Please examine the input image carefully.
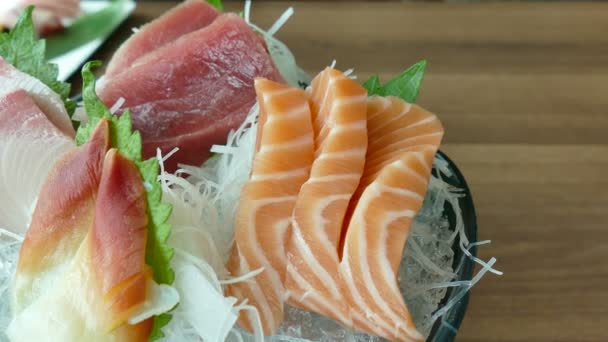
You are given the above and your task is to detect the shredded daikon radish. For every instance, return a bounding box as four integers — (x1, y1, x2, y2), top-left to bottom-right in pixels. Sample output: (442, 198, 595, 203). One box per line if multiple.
(245, 4, 310, 87)
(266, 7, 294, 37)
(109, 97, 125, 114)
(157, 104, 265, 342)
(431, 257, 497, 322)
(0, 229, 22, 341)
(243, 0, 251, 24)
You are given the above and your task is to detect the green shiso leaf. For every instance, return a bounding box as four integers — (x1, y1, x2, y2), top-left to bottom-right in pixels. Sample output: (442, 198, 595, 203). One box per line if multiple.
(363, 59, 427, 103)
(77, 61, 175, 340)
(0, 6, 75, 116)
(207, 0, 224, 12)
(45, 0, 133, 60)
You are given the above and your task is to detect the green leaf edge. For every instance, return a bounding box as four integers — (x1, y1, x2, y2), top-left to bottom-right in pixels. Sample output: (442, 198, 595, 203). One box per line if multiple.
(0, 6, 76, 117)
(77, 61, 175, 340)
(363, 59, 427, 103)
(207, 0, 224, 12)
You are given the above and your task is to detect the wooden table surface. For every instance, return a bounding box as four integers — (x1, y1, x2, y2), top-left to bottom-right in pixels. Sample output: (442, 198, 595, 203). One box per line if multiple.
(79, 2, 608, 341)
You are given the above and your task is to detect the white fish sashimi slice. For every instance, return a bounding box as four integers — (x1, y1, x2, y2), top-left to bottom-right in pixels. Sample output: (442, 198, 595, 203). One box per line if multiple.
(0, 135, 74, 234)
(0, 90, 74, 236)
(0, 57, 74, 137)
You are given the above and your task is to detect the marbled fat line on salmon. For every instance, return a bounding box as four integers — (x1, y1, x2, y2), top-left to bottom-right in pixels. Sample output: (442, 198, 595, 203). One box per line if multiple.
(226, 78, 315, 334)
(339, 96, 444, 342)
(285, 67, 367, 326)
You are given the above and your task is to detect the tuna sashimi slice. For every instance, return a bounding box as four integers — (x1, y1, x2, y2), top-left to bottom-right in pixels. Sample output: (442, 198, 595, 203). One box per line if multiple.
(9, 121, 154, 341)
(0, 89, 74, 235)
(0, 57, 74, 137)
(104, 0, 220, 78)
(339, 96, 444, 342)
(285, 68, 367, 325)
(98, 13, 283, 171)
(225, 78, 314, 335)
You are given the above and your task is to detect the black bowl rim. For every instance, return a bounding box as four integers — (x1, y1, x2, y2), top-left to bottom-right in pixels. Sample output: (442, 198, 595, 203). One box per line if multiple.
(425, 151, 478, 342)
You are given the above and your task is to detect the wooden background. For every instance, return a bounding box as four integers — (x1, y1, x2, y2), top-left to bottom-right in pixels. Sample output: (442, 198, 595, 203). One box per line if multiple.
(79, 2, 608, 341)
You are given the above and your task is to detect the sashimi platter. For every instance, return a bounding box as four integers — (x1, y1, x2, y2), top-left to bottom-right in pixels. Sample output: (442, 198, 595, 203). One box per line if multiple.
(0, 1, 501, 341)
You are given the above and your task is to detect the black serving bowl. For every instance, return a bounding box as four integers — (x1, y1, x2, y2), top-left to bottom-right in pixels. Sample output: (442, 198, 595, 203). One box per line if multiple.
(425, 151, 478, 342)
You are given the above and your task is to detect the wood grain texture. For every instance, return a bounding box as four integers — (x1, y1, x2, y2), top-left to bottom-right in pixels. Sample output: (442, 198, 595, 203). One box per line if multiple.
(80, 2, 608, 341)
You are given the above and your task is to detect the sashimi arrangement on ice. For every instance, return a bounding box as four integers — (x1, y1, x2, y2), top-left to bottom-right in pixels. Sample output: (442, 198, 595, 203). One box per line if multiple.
(0, 1, 501, 341)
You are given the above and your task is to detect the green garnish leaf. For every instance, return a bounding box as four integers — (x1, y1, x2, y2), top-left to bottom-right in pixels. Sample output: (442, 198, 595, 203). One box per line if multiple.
(149, 313, 173, 341)
(45, 0, 134, 60)
(77, 61, 175, 340)
(208, 0, 224, 11)
(362, 75, 380, 95)
(0, 6, 75, 116)
(363, 59, 427, 103)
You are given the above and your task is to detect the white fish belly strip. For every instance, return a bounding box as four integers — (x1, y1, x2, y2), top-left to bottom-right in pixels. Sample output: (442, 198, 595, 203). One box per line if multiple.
(250, 167, 309, 181)
(265, 105, 310, 123)
(317, 148, 367, 160)
(366, 97, 391, 121)
(332, 121, 367, 133)
(368, 102, 413, 135)
(307, 174, 361, 183)
(373, 183, 424, 201)
(393, 159, 428, 185)
(331, 94, 368, 110)
(259, 135, 312, 153)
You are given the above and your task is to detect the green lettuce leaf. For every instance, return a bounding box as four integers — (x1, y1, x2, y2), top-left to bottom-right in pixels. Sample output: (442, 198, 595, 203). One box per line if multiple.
(0, 6, 76, 115)
(363, 59, 427, 103)
(77, 61, 175, 340)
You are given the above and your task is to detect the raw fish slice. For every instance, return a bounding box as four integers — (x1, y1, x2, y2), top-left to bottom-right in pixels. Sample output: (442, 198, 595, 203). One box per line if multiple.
(105, 0, 219, 78)
(0, 57, 74, 137)
(0, 0, 79, 35)
(340, 96, 443, 342)
(8, 146, 154, 342)
(13, 119, 109, 310)
(91, 148, 152, 331)
(226, 78, 314, 334)
(98, 14, 283, 171)
(22, 0, 80, 17)
(0, 89, 74, 234)
(285, 68, 367, 325)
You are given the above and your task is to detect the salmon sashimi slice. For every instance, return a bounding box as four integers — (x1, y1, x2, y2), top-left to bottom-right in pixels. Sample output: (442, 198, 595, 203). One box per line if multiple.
(284, 68, 367, 325)
(225, 78, 315, 335)
(339, 96, 444, 342)
(104, 0, 220, 78)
